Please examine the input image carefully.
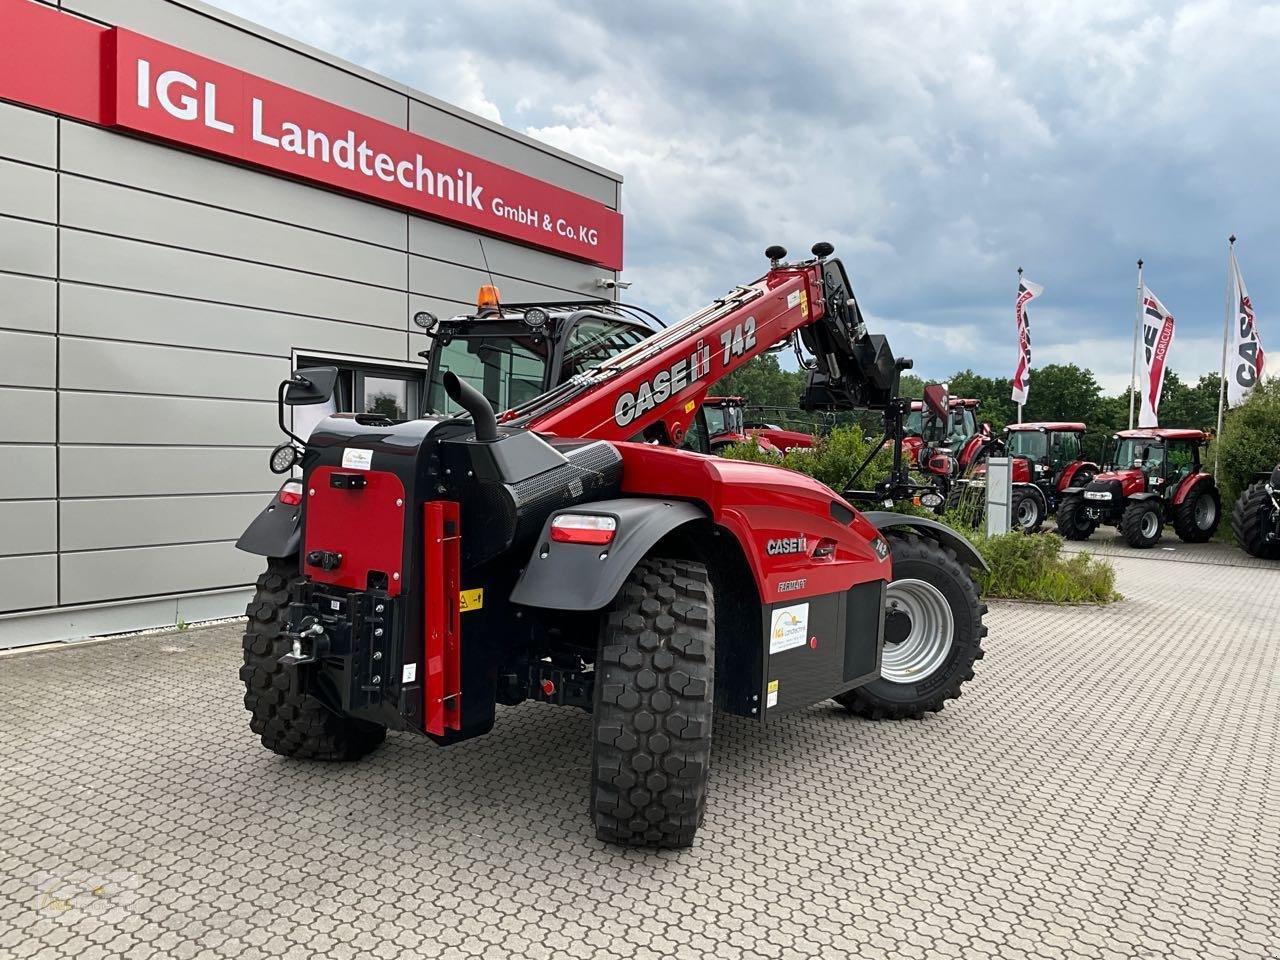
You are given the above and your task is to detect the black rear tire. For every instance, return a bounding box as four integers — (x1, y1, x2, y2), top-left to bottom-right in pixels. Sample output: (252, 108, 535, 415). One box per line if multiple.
(1055, 495, 1096, 540)
(1012, 488, 1046, 533)
(1231, 481, 1280, 558)
(591, 557, 715, 848)
(836, 535, 986, 720)
(239, 559, 386, 761)
(1172, 484, 1220, 543)
(1120, 500, 1163, 549)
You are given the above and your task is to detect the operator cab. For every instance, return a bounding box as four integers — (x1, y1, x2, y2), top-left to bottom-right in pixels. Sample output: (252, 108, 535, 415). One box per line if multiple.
(905, 399, 978, 447)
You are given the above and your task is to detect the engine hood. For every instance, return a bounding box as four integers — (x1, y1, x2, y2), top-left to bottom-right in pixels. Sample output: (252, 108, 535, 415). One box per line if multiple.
(1089, 467, 1146, 496)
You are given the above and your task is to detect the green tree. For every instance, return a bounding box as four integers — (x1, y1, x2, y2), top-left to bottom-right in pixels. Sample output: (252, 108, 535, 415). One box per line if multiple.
(1158, 372, 1220, 432)
(716, 355, 805, 408)
(946, 369, 1016, 431)
(1213, 378, 1280, 511)
(1021, 364, 1103, 426)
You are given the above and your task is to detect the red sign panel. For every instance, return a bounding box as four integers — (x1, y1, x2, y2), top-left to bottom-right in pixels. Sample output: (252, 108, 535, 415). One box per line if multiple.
(0, 0, 623, 269)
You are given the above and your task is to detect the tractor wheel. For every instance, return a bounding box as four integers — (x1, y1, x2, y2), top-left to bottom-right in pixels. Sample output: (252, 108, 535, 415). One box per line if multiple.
(1012, 488, 1045, 534)
(591, 557, 715, 848)
(1055, 496, 1096, 541)
(1172, 485, 1221, 543)
(1231, 482, 1280, 559)
(836, 534, 986, 721)
(239, 559, 386, 760)
(1120, 500, 1163, 549)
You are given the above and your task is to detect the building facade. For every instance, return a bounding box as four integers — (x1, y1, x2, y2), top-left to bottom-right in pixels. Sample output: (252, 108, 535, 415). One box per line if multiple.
(0, 0, 623, 646)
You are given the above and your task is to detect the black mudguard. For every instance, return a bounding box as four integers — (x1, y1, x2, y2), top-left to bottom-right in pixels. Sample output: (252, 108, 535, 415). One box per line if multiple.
(860, 511, 989, 572)
(1012, 481, 1049, 512)
(235, 487, 301, 558)
(510, 499, 707, 611)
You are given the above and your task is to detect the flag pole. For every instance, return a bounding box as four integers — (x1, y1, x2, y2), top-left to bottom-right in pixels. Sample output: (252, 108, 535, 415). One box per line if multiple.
(1129, 259, 1143, 429)
(1214, 235, 1236, 479)
(1016, 266, 1023, 424)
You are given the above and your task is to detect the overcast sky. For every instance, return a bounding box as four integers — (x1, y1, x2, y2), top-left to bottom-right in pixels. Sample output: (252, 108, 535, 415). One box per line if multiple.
(224, 0, 1278, 391)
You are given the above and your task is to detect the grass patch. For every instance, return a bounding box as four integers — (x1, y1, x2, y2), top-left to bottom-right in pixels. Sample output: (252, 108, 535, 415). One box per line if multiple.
(964, 529, 1119, 604)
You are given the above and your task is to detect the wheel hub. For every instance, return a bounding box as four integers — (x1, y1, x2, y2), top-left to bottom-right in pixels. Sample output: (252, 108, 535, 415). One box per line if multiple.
(881, 579, 955, 684)
(1194, 495, 1216, 529)
(1016, 498, 1037, 527)
(1141, 511, 1159, 538)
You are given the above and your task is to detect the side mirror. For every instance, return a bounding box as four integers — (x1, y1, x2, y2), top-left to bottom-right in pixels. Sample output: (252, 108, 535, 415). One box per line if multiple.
(922, 382, 950, 421)
(284, 366, 338, 406)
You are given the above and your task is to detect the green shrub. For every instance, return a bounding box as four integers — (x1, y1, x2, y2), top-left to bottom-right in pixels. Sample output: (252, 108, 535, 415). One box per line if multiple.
(721, 424, 892, 493)
(1213, 378, 1280, 513)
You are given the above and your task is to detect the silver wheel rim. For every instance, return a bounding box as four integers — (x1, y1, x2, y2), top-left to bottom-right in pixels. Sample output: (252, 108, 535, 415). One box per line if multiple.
(882, 578, 955, 684)
(1141, 511, 1159, 538)
(1195, 496, 1216, 529)
(1016, 498, 1038, 527)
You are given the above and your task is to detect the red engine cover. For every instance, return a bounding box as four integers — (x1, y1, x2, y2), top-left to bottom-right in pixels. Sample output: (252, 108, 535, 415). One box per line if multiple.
(1092, 467, 1147, 497)
(302, 467, 407, 595)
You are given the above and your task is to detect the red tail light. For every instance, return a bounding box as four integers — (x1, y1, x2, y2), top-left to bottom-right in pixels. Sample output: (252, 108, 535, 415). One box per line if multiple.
(279, 482, 303, 506)
(550, 514, 617, 545)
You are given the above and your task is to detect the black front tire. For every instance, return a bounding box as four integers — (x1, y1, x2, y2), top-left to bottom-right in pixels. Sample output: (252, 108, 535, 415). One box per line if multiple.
(1172, 485, 1221, 543)
(239, 559, 386, 761)
(1055, 496, 1097, 541)
(1120, 500, 1163, 549)
(1012, 488, 1046, 533)
(591, 558, 715, 848)
(836, 535, 986, 720)
(1231, 482, 1280, 559)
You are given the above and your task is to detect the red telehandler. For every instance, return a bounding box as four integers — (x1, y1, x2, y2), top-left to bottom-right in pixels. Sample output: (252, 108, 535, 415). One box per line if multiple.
(236, 242, 990, 847)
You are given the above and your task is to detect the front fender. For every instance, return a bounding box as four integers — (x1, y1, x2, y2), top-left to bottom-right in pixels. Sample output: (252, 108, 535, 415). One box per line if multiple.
(1012, 481, 1049, 513)
(235, 485, 302, 558)
(860, 511, 989, 572)
(510, 499, 708, 611)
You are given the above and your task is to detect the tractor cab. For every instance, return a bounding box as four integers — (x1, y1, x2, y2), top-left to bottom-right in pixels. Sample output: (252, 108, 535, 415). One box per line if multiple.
(704, 396, 750, 451)
(415, 291, 656, 419)
(1004, 422, 1093, 490)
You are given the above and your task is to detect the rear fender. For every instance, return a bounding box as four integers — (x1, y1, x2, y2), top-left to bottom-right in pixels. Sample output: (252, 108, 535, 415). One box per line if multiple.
(859, 512, 989, 572)
(235, 483, 302, 558)
(1172, 472, 1215, 505)
(510, 499, 708, 611)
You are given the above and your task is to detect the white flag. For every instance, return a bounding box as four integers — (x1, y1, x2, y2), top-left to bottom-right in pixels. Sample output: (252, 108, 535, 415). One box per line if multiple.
(1227, 249, 1265, 406)
(1138, 287, 1176, 428)
(1011, 277, 1042, 406)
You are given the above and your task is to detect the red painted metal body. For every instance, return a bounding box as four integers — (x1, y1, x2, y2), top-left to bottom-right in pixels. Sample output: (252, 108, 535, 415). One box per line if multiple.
(423, 502, 461, 736)
(751, 426, 813, 452)
(1092, 467, 1148, 497)
(617, 444, 888, 604)
(1057, 461, 1099, 491)
(302, 467, 406, 595)
(1172, 472, 1214, 506)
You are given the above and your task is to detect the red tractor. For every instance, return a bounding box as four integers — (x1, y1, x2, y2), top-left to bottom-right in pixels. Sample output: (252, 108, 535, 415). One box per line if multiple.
(236, 242, 990, 848)
(902, 396, 981, 468)
(703, 397, 814, 455)
(999, 422, 1099, 533)
(1231, 463, 1280, 558)
(1057, 428, 1221, 548)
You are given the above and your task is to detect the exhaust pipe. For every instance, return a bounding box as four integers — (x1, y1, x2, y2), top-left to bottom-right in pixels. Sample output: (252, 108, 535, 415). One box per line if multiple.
(443, 371, 499, 442)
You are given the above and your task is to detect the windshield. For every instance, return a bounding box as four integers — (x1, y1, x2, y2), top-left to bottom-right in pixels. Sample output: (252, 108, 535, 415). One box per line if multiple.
(705, 404, 743, 437)
(427, 335, 548, 415)
(1112, 438, 1165, 471)
(1007, 431, 1048, 460)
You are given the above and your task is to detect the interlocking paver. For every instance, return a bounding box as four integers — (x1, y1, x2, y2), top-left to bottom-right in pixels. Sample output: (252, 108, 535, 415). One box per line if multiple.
(1, 547, 1277, 959)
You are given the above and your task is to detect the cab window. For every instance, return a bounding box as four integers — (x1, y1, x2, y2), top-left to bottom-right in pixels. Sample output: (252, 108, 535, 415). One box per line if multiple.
(1050, 432, 1081, 465)
(560, 317, 649, 381)
(1006, 431, 1047, 459)
(428, 335, 548, 415)
(1166, 440, 1197, 480)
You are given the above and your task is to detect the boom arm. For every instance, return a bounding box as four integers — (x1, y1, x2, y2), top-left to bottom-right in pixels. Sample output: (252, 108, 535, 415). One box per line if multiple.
(515, 245, 906, 445)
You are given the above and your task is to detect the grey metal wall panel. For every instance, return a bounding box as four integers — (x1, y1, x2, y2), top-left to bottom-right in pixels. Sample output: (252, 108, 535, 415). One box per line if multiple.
(60, 337, 289, 402)
(0, 388, 56, 443)
(60, 393, 279, 446)
(65, 0, 406, 124)
(59, 284, 407, 360)
(0, 216, 56, 278)
(0, 500, 57, 556)
(408, 216, 612, 294)
(60, 175, 407, 290)
(61, 123, 408, 250)
(61, 446, 274, 497)
(60, 230, 407, 327)
(0, 102, 57, 168)
(60, 540, 260, 605)
(60, 493, 266, 550)
(409, 255, 587, 304)
(0, 274, 56, 334)
(0, 446, 56, 500)
(0, 554, 57, 612)
(0, 159, 57, 223)
(0, 330, 56, 388)
(408, 100, 618, 207)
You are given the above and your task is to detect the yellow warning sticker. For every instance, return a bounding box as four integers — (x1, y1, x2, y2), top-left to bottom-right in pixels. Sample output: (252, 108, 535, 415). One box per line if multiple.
(684, 399, 697, 414)
(459, 588, 484, 612)
(800, 289, 809, 318)
(767, 679, 780, 708)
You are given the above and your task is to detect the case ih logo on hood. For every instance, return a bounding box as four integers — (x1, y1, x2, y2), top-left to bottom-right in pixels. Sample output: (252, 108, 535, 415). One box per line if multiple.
(613, 347, 712, 427)
(767, 536, 808, 556)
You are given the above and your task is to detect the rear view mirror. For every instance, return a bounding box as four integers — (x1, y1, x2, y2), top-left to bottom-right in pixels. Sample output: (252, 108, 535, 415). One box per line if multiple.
(922, 382, 950, 421)
(284, 366, 338, 406)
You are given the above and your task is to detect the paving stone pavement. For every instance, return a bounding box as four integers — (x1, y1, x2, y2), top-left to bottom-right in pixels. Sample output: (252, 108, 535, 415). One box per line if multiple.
(1, 551, 1277, 960)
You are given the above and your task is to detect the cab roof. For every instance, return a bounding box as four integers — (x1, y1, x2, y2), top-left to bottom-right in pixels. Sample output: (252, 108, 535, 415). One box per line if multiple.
(908, 398, 979, 410)
(1006, 422, 1087, 433)
(1114, 428, 1206, 441)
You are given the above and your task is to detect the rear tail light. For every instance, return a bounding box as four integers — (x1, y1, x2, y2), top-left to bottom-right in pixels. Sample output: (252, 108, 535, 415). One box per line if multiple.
(279, 482, 303, 506)
(550, 514, 617, 545)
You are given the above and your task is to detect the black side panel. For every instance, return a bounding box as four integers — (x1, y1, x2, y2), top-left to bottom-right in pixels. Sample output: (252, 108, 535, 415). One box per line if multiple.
(235, 489, 301, 558)
(843, 579, 884, 685)
(510, 499, 707, 611)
